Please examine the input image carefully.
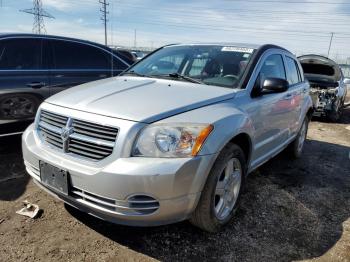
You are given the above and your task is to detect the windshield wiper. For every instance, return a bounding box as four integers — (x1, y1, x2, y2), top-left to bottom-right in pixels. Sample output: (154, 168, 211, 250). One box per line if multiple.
(120, 70, 147, 77)
(167, 73, 204, 84)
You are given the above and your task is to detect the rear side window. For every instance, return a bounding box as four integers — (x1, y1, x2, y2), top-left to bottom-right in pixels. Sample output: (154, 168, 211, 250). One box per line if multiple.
(260, 54, 286, 79)
(285, 56, 301, 84)
(51, 40, 111, 70)
(0, 38, 42, 70)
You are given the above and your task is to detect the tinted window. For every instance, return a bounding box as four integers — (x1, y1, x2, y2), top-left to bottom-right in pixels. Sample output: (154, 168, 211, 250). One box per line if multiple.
(260, 54, 286, 79)
(52, 40, 111, 69)
(285, 56, 300, 84)
(112, 57, 128, 70)
(0, 38, 42, 70)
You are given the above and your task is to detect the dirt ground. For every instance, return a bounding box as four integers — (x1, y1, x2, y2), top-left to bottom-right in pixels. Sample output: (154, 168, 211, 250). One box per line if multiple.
(0, 100, 349, 262)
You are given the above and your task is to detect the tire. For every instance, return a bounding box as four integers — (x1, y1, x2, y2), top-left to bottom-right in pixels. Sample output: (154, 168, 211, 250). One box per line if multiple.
(0, 94, 40, 119)
(327, 101, 343, 122)
(288, 115, 309, 159)
(190, 143, 246, 232)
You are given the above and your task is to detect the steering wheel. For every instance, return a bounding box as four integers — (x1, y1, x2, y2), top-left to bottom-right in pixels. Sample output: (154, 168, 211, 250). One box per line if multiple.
(223, 75, 239, 80)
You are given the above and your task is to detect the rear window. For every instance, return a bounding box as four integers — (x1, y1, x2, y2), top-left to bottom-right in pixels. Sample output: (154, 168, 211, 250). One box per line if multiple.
(51, 40, 111, 70)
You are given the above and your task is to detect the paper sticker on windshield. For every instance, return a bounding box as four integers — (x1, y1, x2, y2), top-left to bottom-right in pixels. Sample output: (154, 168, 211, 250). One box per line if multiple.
(221, 47, 254, 53)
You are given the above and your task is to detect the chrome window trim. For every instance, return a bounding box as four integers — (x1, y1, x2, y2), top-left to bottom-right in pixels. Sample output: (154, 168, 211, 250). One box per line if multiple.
(0, 35, 130, 67)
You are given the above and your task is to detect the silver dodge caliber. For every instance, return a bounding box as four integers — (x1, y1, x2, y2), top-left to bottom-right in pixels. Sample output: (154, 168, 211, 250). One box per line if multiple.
(22, 43, 313, 232)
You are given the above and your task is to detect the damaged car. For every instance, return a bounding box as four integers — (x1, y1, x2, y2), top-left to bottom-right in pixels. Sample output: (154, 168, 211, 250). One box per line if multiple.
(22, 43, 313, 232)
(298, 55, 348, 121)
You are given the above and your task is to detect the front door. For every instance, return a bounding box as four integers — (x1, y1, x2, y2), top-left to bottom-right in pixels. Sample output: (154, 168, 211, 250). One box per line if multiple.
(247, 53, 292, 168)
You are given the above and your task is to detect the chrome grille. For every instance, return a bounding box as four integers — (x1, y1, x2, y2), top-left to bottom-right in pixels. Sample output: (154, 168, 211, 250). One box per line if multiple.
(37, 110, 118, 161)
(38, 111, 65, 149)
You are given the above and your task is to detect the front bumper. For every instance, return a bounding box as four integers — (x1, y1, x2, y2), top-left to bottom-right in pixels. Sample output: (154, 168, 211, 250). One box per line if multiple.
(22, 123, 217, 226)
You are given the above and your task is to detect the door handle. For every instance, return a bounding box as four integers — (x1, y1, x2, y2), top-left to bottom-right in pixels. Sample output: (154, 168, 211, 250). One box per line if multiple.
(99, 74, 107, 78)
(26, 82, 46, 89)
(283, 93, 293, 99)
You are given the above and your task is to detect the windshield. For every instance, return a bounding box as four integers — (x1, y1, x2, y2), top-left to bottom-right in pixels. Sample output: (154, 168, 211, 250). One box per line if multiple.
(127, 45, 255, 88)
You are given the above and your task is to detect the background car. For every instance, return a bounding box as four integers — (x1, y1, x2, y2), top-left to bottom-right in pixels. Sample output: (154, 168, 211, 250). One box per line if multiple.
(0, 33, 133, 137)
(298, 55, 348, 121)
(131, 50, 149, 61)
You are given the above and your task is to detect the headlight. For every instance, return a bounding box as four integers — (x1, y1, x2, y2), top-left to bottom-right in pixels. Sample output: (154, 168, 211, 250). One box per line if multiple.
(132, 124, 214, 158)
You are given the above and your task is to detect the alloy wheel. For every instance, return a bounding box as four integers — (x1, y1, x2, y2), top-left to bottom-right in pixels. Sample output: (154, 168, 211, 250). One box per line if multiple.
(214, 158, 242, 220)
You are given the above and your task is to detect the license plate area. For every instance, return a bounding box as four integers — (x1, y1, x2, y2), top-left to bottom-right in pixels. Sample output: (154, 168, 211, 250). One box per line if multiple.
(40, 162, 69, 195)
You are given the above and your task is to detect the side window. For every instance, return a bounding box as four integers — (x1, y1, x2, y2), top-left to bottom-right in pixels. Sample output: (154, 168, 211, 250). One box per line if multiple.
(285, 56, 300, 85)
(260, 54, 286, 79)
(0, 38, 42, 70)
(188, 57, 209, 76)
(113, 57, 128, 70)
(52, 40, 110, 70)
(296, 61, 304, 82)
(111, 50, 133, 70)
(145, 53, 185, 75)
(157, 54, 185, 73)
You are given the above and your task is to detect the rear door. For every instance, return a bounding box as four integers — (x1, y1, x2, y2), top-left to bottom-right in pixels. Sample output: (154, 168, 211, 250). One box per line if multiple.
(48, 39, 124, 95)
(283, 55, 305, 134)
(0, 37, 50, 134)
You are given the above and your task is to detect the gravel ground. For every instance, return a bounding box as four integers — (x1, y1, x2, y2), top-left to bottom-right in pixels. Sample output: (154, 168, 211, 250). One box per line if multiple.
(0, 100, 349, 262)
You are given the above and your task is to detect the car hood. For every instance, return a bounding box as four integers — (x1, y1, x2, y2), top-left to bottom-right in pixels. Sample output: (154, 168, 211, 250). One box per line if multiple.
(46, 76, 236, 123)
(298, 54, 341, 84)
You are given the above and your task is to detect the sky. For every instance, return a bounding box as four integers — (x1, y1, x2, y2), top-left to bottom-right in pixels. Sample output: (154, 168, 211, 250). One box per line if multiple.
(1, 0, 350, 62)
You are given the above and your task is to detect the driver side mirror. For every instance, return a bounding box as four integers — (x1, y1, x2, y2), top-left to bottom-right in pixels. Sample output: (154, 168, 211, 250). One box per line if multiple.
(252, 76, 289, 97)
(262, 78, 289, 93)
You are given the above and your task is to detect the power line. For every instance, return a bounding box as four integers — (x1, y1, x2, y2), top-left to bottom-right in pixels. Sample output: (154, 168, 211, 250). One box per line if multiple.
(113, 17, 350, 37)
(20, 0, 54, 34)
(99, 0, 109, 45)
(205, 0, 350, 4)
(80, 0, 350, 5)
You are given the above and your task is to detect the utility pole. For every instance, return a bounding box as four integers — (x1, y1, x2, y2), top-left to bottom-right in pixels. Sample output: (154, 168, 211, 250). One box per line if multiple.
(99, 0, 109, 46)
(134, 29, 137, 48)
(20, 0, 54, 34)
(327, 32, 334, 58)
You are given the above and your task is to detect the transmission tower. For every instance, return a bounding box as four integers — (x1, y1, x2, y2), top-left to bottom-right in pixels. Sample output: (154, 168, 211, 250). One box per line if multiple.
(20, 0, 54, 34)
(99, 0, 109, 46)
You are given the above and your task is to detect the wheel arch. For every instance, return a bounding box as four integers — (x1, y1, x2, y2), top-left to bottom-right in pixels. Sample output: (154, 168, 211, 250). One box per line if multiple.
(228, 132, 252, 168)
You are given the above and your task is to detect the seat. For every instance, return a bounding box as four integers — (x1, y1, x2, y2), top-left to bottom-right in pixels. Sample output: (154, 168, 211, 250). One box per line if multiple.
(222, 63, 240, 76)
(202, 59, 221, 77)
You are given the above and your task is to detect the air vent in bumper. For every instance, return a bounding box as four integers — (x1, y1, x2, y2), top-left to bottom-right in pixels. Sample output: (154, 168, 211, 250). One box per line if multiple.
(70, 187, 159, 215)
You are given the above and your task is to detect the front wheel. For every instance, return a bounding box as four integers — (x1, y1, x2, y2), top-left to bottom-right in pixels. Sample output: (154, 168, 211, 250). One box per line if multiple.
(190, 143, 246, 232)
